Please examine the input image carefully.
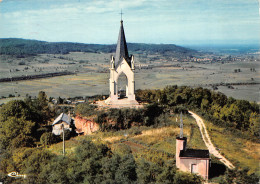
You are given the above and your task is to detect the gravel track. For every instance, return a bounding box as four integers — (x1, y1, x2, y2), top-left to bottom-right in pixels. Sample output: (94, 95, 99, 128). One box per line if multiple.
(189, 111, 235, 169)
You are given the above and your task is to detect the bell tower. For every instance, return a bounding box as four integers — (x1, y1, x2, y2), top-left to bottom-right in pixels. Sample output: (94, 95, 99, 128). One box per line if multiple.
(176, 112, 187, 168)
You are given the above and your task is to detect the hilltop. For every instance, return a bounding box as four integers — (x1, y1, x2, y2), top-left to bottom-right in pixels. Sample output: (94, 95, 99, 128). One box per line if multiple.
(0, 86, 259, 183)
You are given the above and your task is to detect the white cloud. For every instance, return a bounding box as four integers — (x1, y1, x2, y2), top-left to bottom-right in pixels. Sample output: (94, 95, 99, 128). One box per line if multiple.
(0, 0, 259, 44)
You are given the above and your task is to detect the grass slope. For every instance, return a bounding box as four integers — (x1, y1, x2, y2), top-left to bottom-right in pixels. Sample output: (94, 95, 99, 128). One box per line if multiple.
(205, 120, 260, 175)
(46, 115, 206, 161)
(46, 114, 258, 179)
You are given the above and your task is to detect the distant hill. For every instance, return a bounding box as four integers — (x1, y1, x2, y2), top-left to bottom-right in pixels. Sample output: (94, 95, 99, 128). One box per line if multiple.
(0, 38, 197, 57)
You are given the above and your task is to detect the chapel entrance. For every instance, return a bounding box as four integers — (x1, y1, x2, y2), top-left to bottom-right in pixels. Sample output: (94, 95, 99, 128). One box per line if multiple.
(191, 164, 198, 174)
(117, 73, 128, 99)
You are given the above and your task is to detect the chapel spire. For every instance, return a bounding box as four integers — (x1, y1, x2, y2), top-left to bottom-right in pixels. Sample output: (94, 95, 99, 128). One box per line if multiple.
(114, 19, 130, 67)
(105, 13, 138, 105)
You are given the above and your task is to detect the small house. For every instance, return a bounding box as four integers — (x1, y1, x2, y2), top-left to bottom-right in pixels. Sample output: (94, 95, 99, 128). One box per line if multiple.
(176, 113, 210, 180)
(176, 137, 210, 180)
(52, 113, 73, 135)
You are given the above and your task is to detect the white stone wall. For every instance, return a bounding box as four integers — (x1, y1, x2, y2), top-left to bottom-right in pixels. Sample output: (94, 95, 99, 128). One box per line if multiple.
(106, 57, 138, 104)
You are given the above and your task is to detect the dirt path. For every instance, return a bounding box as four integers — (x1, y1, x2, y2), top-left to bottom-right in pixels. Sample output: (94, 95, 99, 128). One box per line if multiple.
(123, 141, 145, 153)
(189, 111, 235, 169)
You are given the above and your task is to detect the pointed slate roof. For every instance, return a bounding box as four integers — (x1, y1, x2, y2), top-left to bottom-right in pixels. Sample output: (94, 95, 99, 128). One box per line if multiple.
(114, 20, 130, 67)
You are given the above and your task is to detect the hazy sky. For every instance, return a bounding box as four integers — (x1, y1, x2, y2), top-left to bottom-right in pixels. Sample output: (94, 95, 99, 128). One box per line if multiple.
(0, 0, 259, 45)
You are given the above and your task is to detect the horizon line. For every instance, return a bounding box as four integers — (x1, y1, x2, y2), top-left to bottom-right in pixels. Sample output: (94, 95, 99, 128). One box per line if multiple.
(0, 37, 259, 46)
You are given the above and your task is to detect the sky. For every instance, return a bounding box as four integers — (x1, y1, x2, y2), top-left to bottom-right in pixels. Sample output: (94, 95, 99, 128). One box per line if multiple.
(0, 0, 259, 45)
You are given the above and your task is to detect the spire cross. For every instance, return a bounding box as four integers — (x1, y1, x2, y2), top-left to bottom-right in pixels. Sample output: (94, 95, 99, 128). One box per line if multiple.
(120, 9, 123, 21)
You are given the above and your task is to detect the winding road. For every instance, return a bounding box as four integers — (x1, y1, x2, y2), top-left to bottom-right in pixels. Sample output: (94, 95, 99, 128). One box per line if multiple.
(189, 111, 235, 169)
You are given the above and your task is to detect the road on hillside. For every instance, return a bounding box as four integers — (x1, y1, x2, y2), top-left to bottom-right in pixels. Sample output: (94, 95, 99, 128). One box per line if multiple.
(188, 111, 235, 169)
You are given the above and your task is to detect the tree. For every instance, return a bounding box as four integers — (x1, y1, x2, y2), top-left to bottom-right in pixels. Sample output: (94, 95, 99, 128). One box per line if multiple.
(0, 100, 35, 122)
(143, 103, 163, 126)
(249, 112, 260, 137)
(57, 97, 63, 104)
(22, 149, 55, 183)
(137, 159, 153, 183)
(37, 91, 48, 108)
(0, 117, 35, 150)
(39, 156, 70, 184)
(60, 129, 72, 141)
(0, 100, 42, 150)
(157, 160, 176, 184)
(40, 132, 56, 146)
(174, 171, 202, 184)
(220, 168, 259, 184)
(115, 154, 137, 183)
(136, 159, 162, 183)
(75, 103, 97, 116)
(201, 98, 209, 111)
(100, 154, 122, 183)
(35, 91, 51, 123)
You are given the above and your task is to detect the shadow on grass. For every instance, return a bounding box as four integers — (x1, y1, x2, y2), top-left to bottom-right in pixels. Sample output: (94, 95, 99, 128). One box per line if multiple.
(209, 161, 227, 179)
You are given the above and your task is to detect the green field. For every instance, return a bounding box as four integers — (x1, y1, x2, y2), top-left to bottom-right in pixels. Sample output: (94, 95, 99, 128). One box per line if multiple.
(0, 52, 259, 103)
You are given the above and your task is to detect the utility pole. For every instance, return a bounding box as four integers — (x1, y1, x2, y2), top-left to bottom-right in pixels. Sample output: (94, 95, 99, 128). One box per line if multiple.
(62, 124, 65, 156)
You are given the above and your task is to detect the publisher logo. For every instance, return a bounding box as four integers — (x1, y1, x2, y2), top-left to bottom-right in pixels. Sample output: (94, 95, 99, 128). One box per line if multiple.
(7, 171, 26, 178)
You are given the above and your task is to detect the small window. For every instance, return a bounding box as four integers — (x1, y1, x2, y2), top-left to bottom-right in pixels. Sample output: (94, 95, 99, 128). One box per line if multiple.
(191, 164, 197, 174)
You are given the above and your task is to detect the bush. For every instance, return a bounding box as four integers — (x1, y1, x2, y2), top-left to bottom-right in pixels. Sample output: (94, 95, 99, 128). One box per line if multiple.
(60, 129, 72, 141)
(112, 143, 132, 156)
(128, 126, 142, 136)
(8, 94, 15, 98)
(75, 103, 97, 116)
(174, 171, 202, 184)
(219, 168, 259, 184)
(40, 132, 56, 146)
(18, 61, 25, 65)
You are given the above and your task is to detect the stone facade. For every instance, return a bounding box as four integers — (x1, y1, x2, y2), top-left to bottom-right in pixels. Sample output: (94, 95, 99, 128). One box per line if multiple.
(52, 113, 73, 135)
(52, 122, 71, 135)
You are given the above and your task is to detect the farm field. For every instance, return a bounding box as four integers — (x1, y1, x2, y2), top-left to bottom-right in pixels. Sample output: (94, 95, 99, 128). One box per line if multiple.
(0, 52, 259, 103)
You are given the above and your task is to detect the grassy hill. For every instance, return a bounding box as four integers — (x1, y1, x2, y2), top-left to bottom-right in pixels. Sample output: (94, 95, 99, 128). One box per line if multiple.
(46, 114, 259, 182)
(0, 95, 258, 183)
(0, 38, 197, 56)
(47, 115, 205, 159)
(205, 120, 260, 176)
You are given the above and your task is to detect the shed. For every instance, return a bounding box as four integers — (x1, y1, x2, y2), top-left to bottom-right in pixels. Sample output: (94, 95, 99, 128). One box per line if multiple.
(176, 137, 210, 180)
(52, 113, 73, 135)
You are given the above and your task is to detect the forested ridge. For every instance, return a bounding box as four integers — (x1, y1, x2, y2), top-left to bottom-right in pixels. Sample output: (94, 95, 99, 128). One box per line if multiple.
(0, 38, 196, 56)
(136, 86, 259, 138)
(0, 86, 259, 183)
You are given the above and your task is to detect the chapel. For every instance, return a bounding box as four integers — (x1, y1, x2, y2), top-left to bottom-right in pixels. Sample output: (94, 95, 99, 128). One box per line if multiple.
(105, 18, 138, 105)
(176, 113, 210, 180)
